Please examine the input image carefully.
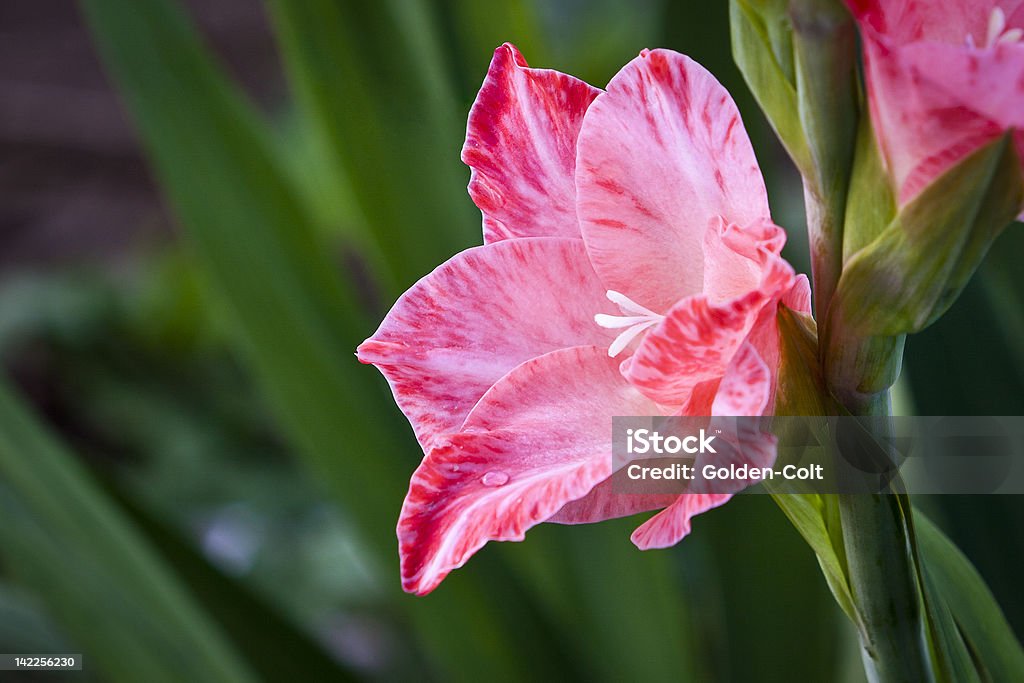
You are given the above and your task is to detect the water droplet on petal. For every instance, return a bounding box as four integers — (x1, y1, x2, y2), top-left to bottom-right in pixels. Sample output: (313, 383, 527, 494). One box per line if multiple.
(481, 471, 509, 487)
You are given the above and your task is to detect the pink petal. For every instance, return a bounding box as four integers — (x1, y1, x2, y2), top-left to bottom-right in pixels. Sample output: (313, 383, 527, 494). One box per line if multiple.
(357, 238, 614, 450)
(462, 43, 601, 243)
(622, 293, 759, 407)
(397, 346, 659, 594)
(575, 49, 770, 313)
(554, 341, 776, 526)
(621, 243, 792, 401)
(783, 274, 813, 314)
(703, 218, 786, 305)
(853, 6, 1024, 205)
(633, 345, 775, 549)
(847, 0, 1020, 45)
(710, 341, 773, 416)
(630, 493, 732, 550)
(549, 478, 676, 525)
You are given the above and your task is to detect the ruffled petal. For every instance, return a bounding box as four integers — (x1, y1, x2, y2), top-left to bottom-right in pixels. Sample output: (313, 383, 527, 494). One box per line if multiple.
(703, 218, 786, 304)
(549, 479, 676, 525)
(632, 345, 775, 549)
(357, 238, 614, 449)
(397, 346, 659, 594)
(462, 43, 601, 243)
(576, 49, 770, 312)
(621, 210, 797, 408)
(630, 493, 732, 550)
(622, 293, 760, 407)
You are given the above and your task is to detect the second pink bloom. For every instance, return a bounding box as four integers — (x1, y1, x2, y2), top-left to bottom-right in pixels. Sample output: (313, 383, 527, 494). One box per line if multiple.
(849, 0, 1024, 206)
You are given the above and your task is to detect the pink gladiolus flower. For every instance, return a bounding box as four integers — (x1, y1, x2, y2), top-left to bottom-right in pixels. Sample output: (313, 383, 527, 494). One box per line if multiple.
(357, 44, 810, 595)
(848, 0, 1024, 206)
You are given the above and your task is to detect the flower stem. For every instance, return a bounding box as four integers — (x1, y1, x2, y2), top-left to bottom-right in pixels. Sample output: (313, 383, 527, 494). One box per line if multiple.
(790, 0, 858, 325)
(831, 392, 933, 682)
(839, 492, 933, 682)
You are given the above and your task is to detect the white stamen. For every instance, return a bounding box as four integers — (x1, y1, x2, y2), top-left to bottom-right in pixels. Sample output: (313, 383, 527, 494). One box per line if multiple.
(988, 7, 1008, 47)
(607, 320, 660, 357)
(594, 290, 665, 358)
(605, 290, 660, 317)
(595, 314, 654, 329)
(976, 6, 1023, 48)
(1001, 28, 1024, 43)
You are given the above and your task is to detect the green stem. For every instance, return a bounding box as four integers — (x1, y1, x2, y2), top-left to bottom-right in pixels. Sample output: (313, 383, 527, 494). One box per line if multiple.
(834, 396, 934, 682)
(790, 0, 858, 326)
(839, 492, 933, 683)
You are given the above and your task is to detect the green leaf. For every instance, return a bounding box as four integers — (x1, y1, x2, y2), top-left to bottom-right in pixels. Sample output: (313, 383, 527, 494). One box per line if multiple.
(769, 307, 858, 624)
(78, 0, 408, 557)
(733, 0, 858, 321)
(0, 377, 257, 683)
(766, 491, 858, 625)
(916, 512, 1024, 682)
(832, 134, 1023, 337)
(111, 490, 360, 682)
(266, 0, 476, 293)
(842, 114, 896, 262)
(730, 0, 811, 173)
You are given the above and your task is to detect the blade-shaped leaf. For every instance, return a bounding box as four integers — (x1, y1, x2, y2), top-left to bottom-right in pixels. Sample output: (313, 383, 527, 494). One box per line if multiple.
(769, 307, 858, 623)
(730, 0, 811, 173)
(0, 377, 257, 683)
(266, 0, 477, 293)
(915, 511, 1024, 682)
(111, 489, 361, 682)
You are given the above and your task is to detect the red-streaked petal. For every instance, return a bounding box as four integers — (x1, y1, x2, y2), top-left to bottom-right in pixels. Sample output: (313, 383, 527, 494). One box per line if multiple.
(357, 238, 614, 449)
(630, 493, 732, 550)
(549, 479, 676, 524)
(576, 49, 770, 312)
(632, 347, 775, 550)
(622, 292, 761, 407)
(621, 227, 797, 407)
(462, 43, 601, 243)
(710, 341, 773, 416)
(397, 346, 659, 595)
(784, 274, 812, 314)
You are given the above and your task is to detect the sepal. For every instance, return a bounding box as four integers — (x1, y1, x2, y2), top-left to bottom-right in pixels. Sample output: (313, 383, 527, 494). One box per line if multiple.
(830, 134, 1022, 338)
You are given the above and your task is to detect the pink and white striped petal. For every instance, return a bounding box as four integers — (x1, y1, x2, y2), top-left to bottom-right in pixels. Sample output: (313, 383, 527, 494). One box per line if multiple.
(549, 479, 676, 524)
(357, 238, 614, 450)
(398, 346, 659, 595)
(575, 49, 770, 313)
(621, 292, 762, 407)
(632, 343, 775, 549)
(630, 493, 733, 550)
(621, 219, 798, 408)
(702, 218, 786, 305)
(463, 43, 601, 243)
(863, 38, 1023, 204)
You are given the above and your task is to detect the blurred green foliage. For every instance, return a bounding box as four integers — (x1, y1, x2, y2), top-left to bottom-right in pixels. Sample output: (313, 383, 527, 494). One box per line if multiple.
(0, 1, 1018, 681)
